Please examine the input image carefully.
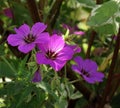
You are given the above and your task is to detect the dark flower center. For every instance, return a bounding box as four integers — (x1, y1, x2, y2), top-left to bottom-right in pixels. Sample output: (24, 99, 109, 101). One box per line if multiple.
(46, 50, 58, 60)
(24, 34, 35, 43)
(81, 69, 90, 77)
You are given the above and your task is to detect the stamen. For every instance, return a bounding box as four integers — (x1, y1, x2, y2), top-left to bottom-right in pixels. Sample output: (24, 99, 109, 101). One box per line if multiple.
(81, 69, 90, 77)
(24, 34, 35, 43)
(46, 50, 57, 60)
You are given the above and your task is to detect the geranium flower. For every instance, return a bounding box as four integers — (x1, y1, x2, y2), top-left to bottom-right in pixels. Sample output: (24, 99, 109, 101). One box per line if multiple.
(3, 8, 13, 18)
(32, 70, 41, 82)
(7, 22, 49, 53)
(62, 23, 85, 35)
(72, 56, 104, 84)
(36, 34, 74, 71)
(66, 44, 81, 53)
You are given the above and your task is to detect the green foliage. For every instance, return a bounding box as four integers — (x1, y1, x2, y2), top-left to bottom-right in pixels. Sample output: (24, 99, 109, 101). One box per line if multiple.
(11, 1, 32, 26)
(87, 0, 120, 35)
(0, 0, 120, 107)
(77, 0, 96, 8)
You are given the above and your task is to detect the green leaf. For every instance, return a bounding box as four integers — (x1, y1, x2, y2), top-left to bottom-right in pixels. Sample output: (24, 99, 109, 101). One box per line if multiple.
(95, 20, 119, 35)
(11, 1, 32, 25)
(77, 0, 96, 8)
(36, 82, 58, 100)
(70, 91, 82, 100)
(16, 85, 34, 108)
(88, 1, 119, 26)
(0, 61, 16, 78)
(54, 97, 68, 108)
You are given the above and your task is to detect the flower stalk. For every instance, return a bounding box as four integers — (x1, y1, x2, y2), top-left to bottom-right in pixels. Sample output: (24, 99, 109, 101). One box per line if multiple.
(98, 28, 120, 108)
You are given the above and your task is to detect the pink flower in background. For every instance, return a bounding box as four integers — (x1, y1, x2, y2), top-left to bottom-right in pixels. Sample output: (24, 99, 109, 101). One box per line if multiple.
(62, 23, 85, 36)
(36, 34, 74, 71)
(7, 22, 49, 53)
(3, 8, 13, 18)
(72, 56, 104, 84)
(32, 70, 41, 82)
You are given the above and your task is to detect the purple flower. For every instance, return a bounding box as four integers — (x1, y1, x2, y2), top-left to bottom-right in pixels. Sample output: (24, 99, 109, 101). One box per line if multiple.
(7, 22, 49, 53)
(3, 8, 13, 18)
(32, 70, 41, 82)
(66, 45, 81, 54)
(72, 56, 104, 84)
(36, 34, 74, 71)
(73, 31, 85, 35)
(62, 23, 85, 36)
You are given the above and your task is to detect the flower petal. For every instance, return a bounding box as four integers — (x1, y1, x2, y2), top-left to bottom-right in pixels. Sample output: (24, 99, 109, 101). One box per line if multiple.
(71, 65, 81, 74)
(36, 52, 50, 64)
(83, 59, 98, 72)
(31, 22, 47, 36)
(32, 70, 41, 82)
(7, 34, 24, 46)
(73, 31, 85, 35)
(18, 43, 35, 53)
(83, 76, 96, 84)
(50, 59, 66, 71)
(73, 56, 83, 68)
(66, 44, 81, 53)
(57, 46, 74, 61)
(35, 32, 50, 44)
(37, 43, 49, 52)
(49, 34, 65, 53)
(15, 24, 30, 36)
(92, 72, 104, 82)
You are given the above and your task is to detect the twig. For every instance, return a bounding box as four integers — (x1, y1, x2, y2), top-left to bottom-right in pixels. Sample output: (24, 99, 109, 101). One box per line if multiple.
(38, 0, 46, 21)
(45, 0, 64, 32)
(26, 0, 41, 23)
(98, 29, 120, 108)
(86, 31, 96, 58)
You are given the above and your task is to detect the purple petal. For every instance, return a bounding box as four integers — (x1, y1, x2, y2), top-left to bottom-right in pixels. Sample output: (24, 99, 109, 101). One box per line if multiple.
(49, 34, 65, 53)
(50, 59, 66, 71)
(71, 65, 81, 74)
(57, 46, 74, 61)
(73, 56, 84, 68)
(35, 32, 50, 44)
(3, 8, 13, 18)
(83, 59, 98, 72)
(18, 43, 35, 53)
(83, 76, 96, 84)
(66, 44, 81, 53)
(62, 23, 70, 29)
(15, 24, 30, 36)
(7, 34, 24, 46)
(32, 70, 41, 82)
(36, 52, 50, 64)
(37, 43, 49, 52)
(92, 72, 104, 82)
(73, 31, 85, 35)
(31, 22, 47, 36)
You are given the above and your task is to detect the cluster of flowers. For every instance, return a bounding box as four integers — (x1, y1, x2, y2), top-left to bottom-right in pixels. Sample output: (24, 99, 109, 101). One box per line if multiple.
(7, 22, 104, 84)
